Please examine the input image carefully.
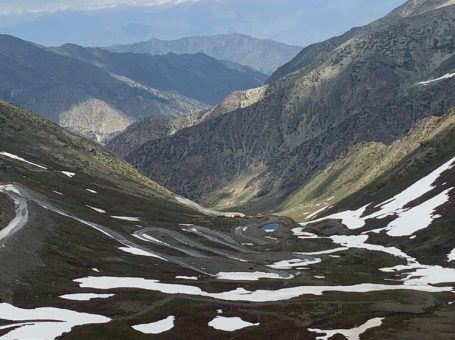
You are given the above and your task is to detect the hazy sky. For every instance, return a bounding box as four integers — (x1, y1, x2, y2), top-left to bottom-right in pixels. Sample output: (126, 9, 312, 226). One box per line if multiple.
(0, 0, 194, 14)
(0, 0, 407, 47)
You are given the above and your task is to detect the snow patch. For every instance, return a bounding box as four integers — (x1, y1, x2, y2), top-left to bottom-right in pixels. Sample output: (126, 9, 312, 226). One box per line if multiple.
(60, 171, 76, 178)
(111, 216, 140, 221)
(303, 156, 455, 236)
(268, 258, 321, 269)
(132, 316, 175, 335)
(208, 316, 259, 331)
(118, 246, 167, 261)
(448, 249, 455, 262)
(74, 276, 453, 303)
(0, 302, 110, 340)
(86, 205, 106, 214)
(296, 247, 349, 256)
(417, 73, 455, 85)
(60, 293, 114, 301)
(377, 189, 451, 236)
(175, 276, 198, 280)
(0, 151, 47, 169)
(308, 317, 384, 340)
(216, 271, 293, 281)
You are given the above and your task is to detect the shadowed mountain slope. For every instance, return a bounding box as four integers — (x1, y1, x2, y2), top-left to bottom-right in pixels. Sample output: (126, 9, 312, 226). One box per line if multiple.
(0, 35, 266, 142)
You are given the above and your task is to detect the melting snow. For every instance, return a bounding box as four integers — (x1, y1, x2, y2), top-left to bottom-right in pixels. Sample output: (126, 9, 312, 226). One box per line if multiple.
(303, 156, 455, 236)
(208, 316, 259, 331)
(86, 189, 97, 194)
(86, 205, 106, 214)
(60, 171, 76, 178)
(268, 258, 321, 269)
(329, 235, 413, 261)
(0, 151, 47, 169)
(0, 303, 110, 340)
(448, 249, 455, 262)
(60, 293, 114, 301)
(417, 73, 455, 85)
(52, 190, 63, 196)
(175, 276, 198, 280)
(74, 276, 453, 303)
(111, 216, 140, 222)
(296, 247, 349, 255)
(216, 272, 292, 281)
(381, 264, 455, 286)
(132, 316, 175, 334)
(118, 246, 167, 261)
(308, 317, 384, 340)
(376, 189, 451, 236)
(141, 234, 169, 245)
(92, 268, 100, 273)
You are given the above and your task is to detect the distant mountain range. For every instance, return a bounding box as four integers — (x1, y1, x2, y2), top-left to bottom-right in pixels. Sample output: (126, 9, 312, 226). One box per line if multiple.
(0, 35, 266, 142)
(123, 0, 455, 212)
(106, 33, 302, 75)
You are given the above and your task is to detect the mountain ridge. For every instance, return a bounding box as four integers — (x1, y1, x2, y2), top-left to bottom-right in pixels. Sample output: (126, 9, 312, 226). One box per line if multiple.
(106, 33, 302, 74)
(0, 34, 266, 142)
(125, 0, 455, 212)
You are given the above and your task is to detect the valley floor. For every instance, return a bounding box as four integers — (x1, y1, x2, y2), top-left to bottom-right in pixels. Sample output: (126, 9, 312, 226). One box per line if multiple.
(0, 156, 455, 339)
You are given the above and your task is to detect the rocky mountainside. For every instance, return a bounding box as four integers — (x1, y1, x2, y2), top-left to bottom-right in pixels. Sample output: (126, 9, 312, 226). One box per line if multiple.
(0, 35, 266, 142)
(107, 85, 268, 158)
(106, 33, 302, 75)
(51, 44, 267, 105)
(126, 0, 455, 212)
(279, 106, 455, 220)
(2, 100, 455, 339)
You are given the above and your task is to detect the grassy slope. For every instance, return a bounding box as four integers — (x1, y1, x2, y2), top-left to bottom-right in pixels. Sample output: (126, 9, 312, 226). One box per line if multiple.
(279, 107, 455, 220)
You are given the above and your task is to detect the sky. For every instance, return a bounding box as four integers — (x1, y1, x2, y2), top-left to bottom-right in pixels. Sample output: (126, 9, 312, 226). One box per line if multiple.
(0, 0, 407, 47)
(0, 0, 193, 14)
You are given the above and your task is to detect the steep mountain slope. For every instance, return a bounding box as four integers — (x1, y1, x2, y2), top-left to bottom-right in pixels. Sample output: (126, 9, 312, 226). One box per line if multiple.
(2, 100, 455, 339)
(51, 44, 267, 105)
(126, 0, 455, 212)
(0, 35, 209, 142)
(106, 33, 302, 74)
(279, 107, 455, 220)
(287, 121, 455, 340)
(0, 35, 266, 142)
(297, 113, 455, 270)
(107, 85, 268, 158)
